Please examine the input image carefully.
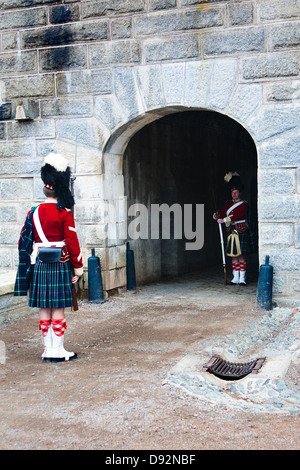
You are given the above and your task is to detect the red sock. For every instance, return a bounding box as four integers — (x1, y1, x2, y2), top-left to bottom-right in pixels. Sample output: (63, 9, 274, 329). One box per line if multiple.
(39, 319, 51, 337)
(51, 319, 67, 337)
(239, 262, 247, 271)
(232, 261, 239, 270)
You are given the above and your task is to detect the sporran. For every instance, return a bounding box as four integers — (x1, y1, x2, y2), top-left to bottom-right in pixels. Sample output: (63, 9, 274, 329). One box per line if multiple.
(226, 229, 241, 257)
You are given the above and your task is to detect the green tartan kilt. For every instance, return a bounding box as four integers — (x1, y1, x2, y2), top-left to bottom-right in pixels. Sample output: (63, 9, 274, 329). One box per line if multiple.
(29, 260, 73, 309)
(238, 230, 250, 255)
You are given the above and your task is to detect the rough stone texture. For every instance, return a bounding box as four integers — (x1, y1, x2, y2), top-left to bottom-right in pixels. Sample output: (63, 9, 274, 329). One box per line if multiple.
(181, 0, 228, 5)
(229, 2, 253, 25)
(7, 119, 55, 139)
(265, 80, 300, 102)
(206, 59, 237, 110)
(49, 4, 80, 24)
(0, 248, 12, 268)
(259, 223, 294, 249)
(136, 65, 164, 110)
(0, 8, 47, 30)
(258, 169, 296, 195)
(40, 97, 92, 118)
(94, 94, 126, 132)
(1, 75, 55, 99)
(21, 21, 108, 48)
(241, 53, 299, 80)
(0, 50, 37, 76)
(2, 32, 18, 51)
(260, 248, 300, 274)
(259, 196, 300, 222)
(0, 178, 33, 201)
(111, 17, 132, 39)
(39, 45, 87, 71)
(150, 0, 176, 11)
(0, 206, 17, 223)
(134, 8, 224, 36)
(144, 34, 200, 62)
(247, 104, 300, 142)
(203, 27, 265, 56)
(56, 70, 113, 96)
(227, 83, 262, 123)
(269, 21, 300, 51)
(89, 40, 141, 67)
(81, 0, 146, 19)
(113, 68, 145, 121)
(184, 58, 238, 111)
(0, 0, 299, 303)
(0, 102, 11, 119)
(0, 156, 43, 176)
(56, 117, 108, 150)
(258, 0, 300, 21)
(257, 130, 300, 168)
(295, 224, 300, 248)
(184, 60, 212, 106)
(161, 63, 185, 105)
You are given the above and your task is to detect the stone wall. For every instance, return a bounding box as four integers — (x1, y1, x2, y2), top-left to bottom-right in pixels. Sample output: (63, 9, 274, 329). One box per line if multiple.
(0, 0, 299, 304)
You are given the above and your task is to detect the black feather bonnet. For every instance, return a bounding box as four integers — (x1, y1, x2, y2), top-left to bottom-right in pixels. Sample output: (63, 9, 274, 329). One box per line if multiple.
(224, 171, 244, 192)
(41, 153, 75, 210)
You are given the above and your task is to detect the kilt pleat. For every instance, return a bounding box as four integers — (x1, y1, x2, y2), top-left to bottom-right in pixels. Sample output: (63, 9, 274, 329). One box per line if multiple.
(29, 260, 73, 309)
(238, 230, 250, 255)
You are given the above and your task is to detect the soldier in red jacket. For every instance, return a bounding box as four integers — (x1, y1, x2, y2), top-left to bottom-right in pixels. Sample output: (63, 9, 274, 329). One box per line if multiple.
(18, 153, 83, 362)
(213, 172, 250, 285)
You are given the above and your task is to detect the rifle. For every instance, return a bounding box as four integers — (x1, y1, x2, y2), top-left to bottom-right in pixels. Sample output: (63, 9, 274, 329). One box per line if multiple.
(70, 137, 79, 311)
(210, 156, 227, 286)
(218, 221, 227, 285)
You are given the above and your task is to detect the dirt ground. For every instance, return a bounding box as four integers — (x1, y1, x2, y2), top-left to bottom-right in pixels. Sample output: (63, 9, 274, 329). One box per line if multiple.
(0, 275, 299, 451)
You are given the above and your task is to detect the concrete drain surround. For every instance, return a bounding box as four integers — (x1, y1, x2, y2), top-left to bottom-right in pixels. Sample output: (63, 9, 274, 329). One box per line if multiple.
(166, 308, 300, 414)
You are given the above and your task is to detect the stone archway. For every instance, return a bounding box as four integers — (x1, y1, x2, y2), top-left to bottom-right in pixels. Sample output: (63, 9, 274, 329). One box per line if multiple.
(97, 60, 260, 293)
(94, 60, 299, 302)
(122, 109, 258, 286)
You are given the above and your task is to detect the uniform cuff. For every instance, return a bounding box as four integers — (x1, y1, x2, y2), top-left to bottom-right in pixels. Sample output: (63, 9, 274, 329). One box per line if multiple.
(74, 267, 83, 277)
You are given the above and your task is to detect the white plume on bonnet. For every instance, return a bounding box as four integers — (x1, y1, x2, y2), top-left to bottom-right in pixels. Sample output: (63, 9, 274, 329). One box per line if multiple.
(44, 153, 69, 172)
(224, 171, 240, 183)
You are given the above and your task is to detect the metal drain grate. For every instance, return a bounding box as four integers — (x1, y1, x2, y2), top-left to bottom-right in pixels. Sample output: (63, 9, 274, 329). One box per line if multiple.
(202, 355, 266, 380)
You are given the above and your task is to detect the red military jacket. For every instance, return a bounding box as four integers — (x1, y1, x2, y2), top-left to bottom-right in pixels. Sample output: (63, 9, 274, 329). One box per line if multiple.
(33, 202, 83, 276)
(219, 200, 249, 233)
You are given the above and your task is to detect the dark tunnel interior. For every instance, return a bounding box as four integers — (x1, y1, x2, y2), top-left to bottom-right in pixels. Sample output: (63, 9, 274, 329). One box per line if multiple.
(124, 110, 258, 285)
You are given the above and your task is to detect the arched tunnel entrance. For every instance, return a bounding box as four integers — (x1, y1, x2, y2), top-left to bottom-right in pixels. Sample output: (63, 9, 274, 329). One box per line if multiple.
(123, 110, 258, 286)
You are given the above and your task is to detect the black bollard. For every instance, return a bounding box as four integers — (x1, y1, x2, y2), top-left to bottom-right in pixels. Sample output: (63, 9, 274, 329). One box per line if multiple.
(126, 242, 136, 290)
(88, 248, 104, 303)
(257, 255, 273, 310)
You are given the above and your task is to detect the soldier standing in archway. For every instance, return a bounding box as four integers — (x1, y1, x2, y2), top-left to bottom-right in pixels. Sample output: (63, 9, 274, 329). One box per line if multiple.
(213, 172, 250, 285)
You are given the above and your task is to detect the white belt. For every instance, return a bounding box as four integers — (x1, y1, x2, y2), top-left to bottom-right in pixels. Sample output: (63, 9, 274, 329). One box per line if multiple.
(226, 219, 246, 228)
(31, 241, 66, 265)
